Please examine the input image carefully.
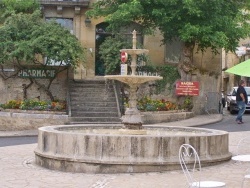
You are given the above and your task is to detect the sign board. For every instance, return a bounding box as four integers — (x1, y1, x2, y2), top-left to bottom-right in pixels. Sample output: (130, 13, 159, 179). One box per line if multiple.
(121, 64, 128, 75)
(176, 81, 199, 96)
(18, 69, 56, 79)
(120, 52, 128, 63)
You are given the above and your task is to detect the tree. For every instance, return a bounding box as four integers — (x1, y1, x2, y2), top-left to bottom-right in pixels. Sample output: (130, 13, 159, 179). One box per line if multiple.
(87, 0, 250, 80)
(0, 0, 39, 24)
(0, 11, 85, 101)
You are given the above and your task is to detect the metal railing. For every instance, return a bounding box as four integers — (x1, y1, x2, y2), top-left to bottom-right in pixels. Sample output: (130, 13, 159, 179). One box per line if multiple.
(112, 80, 122, 118)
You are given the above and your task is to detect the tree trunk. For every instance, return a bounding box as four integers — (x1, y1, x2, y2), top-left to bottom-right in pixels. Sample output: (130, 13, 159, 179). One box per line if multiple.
(33, 79, 55, 101)
(178, 41, 196, 81)
(22, 79, 33, 100)
(177, 41, 196, 110)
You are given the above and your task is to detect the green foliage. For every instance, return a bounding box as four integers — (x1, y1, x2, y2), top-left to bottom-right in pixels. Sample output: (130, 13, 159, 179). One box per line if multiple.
(0, 100, 21, 109)
(0, 11, 85, 101)
(182, 96, 194, 111)
(99, 35, 131, 74)
(32, 19, 85, 69)
(0, 0, 39, 23)
(0, 99, 66, 111)
(99, 34, 150, 75)
(98, 34, 180, 92)
(87, 0, 250, 53)
(138, 64, 180, 93)
(0, 11, 85, 68)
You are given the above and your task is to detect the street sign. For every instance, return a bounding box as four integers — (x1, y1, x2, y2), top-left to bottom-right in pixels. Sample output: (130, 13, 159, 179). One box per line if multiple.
(120, 52, 128, 63)
(121, 64, 128, 75)
(176, 81, 199, 96)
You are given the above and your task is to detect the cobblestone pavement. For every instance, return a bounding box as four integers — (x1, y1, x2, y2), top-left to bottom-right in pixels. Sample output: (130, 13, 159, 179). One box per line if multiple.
(1, 131, 250, 188)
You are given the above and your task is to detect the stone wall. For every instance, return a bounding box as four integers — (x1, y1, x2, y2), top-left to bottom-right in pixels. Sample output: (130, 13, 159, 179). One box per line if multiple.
(0, 69, 69, 104)
(0, 110, 194, 131)
(141, 111, 194, 124)
(0, 110, 68, 131)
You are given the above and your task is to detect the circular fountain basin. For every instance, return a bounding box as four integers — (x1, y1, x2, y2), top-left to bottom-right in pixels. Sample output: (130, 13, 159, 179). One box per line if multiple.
(35, 125, 231, 173)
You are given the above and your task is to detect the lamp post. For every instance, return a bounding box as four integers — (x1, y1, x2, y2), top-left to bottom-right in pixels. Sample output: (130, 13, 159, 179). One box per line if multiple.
(84, 17, 91, 27)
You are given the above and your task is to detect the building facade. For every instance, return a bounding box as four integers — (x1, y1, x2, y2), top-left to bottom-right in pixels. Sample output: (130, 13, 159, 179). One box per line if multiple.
(0, 0, 227, 115)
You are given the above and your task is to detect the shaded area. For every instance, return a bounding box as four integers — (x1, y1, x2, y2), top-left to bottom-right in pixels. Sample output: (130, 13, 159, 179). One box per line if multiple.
(0, 136, 37, 147)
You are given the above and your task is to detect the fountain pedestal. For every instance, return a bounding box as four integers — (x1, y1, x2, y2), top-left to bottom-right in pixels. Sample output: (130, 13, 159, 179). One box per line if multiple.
(104, 75, 162, 129)
(122, 107, 142, 129)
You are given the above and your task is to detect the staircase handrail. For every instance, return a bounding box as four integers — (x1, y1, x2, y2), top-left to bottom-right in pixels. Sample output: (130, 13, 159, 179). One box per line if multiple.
(112, 80, 122, 118)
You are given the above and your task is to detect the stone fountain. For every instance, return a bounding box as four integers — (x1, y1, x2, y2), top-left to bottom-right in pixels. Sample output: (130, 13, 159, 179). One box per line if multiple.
(105, 30, 162, 129)
(34, 31, 231, 173)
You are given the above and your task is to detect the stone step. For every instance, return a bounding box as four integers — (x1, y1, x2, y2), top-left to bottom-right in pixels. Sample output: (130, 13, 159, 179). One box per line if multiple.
(71, 98, 116, 103)
(68, 79, 120, 124)
(70, 92, 115, 98)
(71, 102, 117, 107)
(70, 82, 112, 88)
(69, 87, 113, 92)
(71, 107, 118, 112)
(70, 111, 119, 117)
(69, 117, 121, 123)
(70, 80, 107, 84)
(70, 85, 113, 90)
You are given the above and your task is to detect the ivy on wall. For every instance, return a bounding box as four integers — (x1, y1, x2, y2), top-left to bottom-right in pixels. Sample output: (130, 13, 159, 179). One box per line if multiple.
(138, 65, 180, 94)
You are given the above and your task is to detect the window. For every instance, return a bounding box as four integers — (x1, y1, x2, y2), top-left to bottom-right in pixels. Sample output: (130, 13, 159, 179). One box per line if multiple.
(46, 18, 73, 34)
(165, 39, 183, 64)
(45, 18, 73, 66)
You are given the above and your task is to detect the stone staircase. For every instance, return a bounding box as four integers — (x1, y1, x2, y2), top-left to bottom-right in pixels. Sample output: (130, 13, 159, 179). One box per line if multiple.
(68, 79, 122, 124)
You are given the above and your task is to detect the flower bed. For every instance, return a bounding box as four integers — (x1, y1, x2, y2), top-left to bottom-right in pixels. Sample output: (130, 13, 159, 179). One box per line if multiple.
(137, 97, 178, 111)
(0, 99, 66, 111)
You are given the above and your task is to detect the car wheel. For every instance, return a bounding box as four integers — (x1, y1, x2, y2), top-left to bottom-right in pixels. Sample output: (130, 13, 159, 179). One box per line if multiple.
(229, 105, 237, 114)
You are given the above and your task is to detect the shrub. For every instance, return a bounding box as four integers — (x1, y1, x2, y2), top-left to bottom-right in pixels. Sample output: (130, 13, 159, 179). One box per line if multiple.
(0, 100, 22, 109)
(124, 96, 178, 112)
(0, 99, 66, 111)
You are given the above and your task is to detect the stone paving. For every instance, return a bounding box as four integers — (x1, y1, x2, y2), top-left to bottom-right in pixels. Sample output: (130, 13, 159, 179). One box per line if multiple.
(1, 114, 250, 187)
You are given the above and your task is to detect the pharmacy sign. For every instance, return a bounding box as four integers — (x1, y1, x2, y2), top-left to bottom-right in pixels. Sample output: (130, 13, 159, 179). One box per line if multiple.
(18, 69, 56, 78)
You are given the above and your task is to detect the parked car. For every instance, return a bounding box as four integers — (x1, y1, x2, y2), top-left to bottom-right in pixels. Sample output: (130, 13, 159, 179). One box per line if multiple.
(226, 87, 250, 114)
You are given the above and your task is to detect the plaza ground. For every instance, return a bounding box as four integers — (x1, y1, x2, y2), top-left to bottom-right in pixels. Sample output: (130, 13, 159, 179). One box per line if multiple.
(1, 114, 250, 187)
